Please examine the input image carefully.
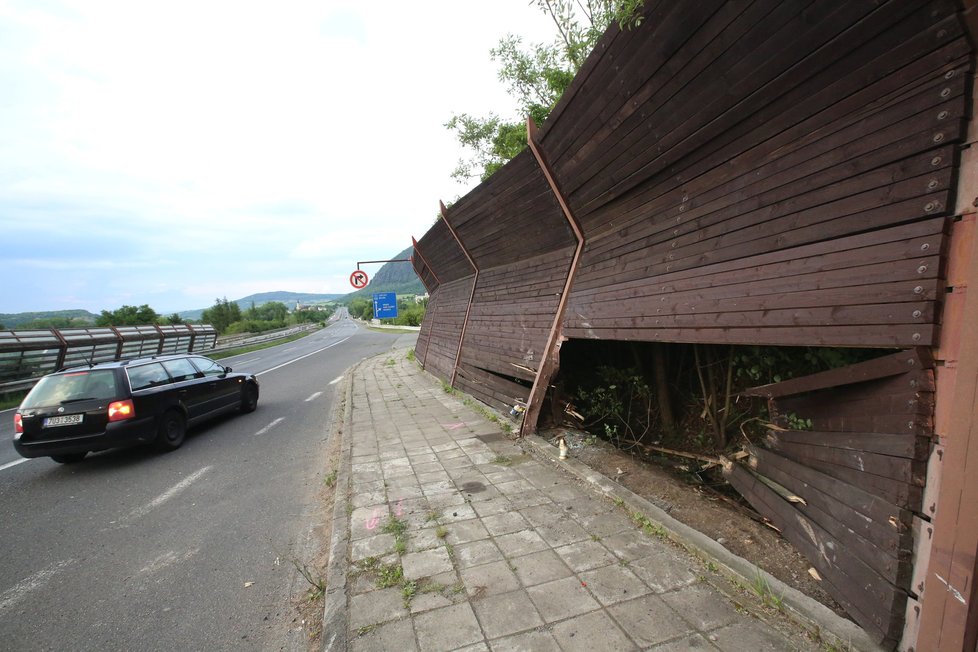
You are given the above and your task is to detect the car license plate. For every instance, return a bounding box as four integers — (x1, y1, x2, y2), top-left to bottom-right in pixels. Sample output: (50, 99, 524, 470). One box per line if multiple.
(42, 414, 84, 428)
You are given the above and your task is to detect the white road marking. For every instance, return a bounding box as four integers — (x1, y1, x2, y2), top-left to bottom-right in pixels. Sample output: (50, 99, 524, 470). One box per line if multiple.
(125, 466, 211, 522)
(234, 357, 259, 365)
(140, 548, 199, 575)
(0, 559, 75, 612)
(329, 376, 343, 385)
(255, 417, 285, 436)
(305, 392, 323, 402)
(0, 458, 29, 472)
(256, 337, 351, 376)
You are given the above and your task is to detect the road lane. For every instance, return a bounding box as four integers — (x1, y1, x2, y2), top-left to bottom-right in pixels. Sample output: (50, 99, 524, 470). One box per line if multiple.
(0, 313, 416, 649)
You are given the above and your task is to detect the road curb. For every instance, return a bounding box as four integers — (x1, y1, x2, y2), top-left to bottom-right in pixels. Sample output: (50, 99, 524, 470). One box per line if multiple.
(320, 361, 359, 652)
(520, 433, 882, 652)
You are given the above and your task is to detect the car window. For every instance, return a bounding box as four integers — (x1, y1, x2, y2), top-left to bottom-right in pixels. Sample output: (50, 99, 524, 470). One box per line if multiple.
(21, 369, 120, 408)
(162, 358, 201, 383)
(127, 363, 171, 391)
(191, 357, 227, 377)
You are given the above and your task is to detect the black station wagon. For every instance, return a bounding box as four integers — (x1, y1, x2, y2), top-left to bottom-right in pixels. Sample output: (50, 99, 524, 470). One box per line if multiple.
(13, 354, 259, 463)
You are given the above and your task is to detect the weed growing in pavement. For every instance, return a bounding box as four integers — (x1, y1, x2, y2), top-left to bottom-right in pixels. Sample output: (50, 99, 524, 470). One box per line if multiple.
(376, 562, 404, 588)
(435, 525, 449, 539)
(323, 469, 338, 488)
(706, 561, 719, 573)
(401, 580, 418, 607)
(356, 624, 378, 636)
(751, 571, 785, 611)
(441, 380, 457, 394)
(382, 515, 409, 537)
(394, 538, 408, 555)
(406, 348, 416, 361)
(612, 496, 625, 507)
(591, 534, 602, 541)
(491, 454, 513, 466)
(291, 558, 326, 601)
(385, 358, 396, 367)
(451, 581, 465, 594)
(631, 511, 667, 539)
(425, 511, 442, 522)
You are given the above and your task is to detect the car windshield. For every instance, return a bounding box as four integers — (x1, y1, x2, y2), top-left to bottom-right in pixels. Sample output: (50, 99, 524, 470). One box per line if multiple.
(21, 369, 120, 408)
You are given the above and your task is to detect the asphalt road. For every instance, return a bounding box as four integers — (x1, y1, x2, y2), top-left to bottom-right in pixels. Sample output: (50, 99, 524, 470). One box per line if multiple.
(0, 312, 416, 650)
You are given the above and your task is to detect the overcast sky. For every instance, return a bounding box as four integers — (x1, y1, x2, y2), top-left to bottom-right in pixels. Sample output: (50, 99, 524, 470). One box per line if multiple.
(0, 0, 557, 315)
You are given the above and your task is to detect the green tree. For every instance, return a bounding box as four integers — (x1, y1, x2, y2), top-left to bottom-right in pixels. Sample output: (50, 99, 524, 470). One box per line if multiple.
(201, 297, 242, 333)
(95, 304, 161, 326)
(447, 0, 644, 182)
(165, 313, 184, 325)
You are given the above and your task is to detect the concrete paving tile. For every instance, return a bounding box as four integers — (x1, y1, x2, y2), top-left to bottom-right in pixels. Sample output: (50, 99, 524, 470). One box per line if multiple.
(459, 560, 521, 598)
(628, 551, 699, 593)
(349, 617, 418, 652)
(352, 490, 388, 509)
(519, 504, 564, 528)
(426, 492, 467, 510)
(402, 546, 454, 580)
(465, 486, 505, 503)
(422, 480, 457, 496)
(472, 589, 544, 639)
(579, 564, 651, 606)
(554, 539, 619, 573)
(409, 527, 442, 552)
(571, 510, 633, 537)
(660, 583, 742, 631)
(411, 461, 443, 475)
(352, 462, 382, 474)
(647, 633, 719, 650)
(550, 609, 638, 652)
(493, 529, 550, 557)
(349, 587, 409, 630)
(507, 492, 555, 509)
(481, 511, 531, 536)
(534, 518, 591, 547)
(494, 479, 537, 497)
(455, 539, 504, 569)
(526, 576, 601, 622)
(452, 642, 490, 652)
(385, 466, 418, 479)
(542, 484, 589, 502)
(417, 470, 453, 485)
(442, 455, 476, 469)
(381, 457, 412, 470)
(607, 594, 691, 647)
(488, 629, 561, 652)
(351, 533, 396, 561)
(431, 442, 459, 453)
(408, 453, 439, 464)
(413, 602, 484, 652)
(437, 448, 468, 460)
(600, 530, 663, 562)
(351, 504, 391, 541)
(709, 621, 807, 651)
(510, 550, 574, 587)
(439, 504, 478, 523)
(352, 479, 386, 494)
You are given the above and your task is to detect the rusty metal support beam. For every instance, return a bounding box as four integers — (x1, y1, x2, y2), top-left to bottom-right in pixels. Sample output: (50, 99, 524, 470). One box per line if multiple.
(520, 116, 585, 437)
(411, 236, 441, 288)
(356, 258, 412, 270)
(439, 200, 479, 388)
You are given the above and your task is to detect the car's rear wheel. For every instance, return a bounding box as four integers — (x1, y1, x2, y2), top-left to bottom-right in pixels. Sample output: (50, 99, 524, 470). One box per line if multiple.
(51, 452, 86, 464)
(154, 410, 186, 452)
(240, 384, 259, 413)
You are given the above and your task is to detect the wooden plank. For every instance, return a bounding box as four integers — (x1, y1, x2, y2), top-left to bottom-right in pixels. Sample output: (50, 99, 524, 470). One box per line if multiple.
(744, 349, 932, 398)
(725, 462, 905, 644)
(750, 446, 914, 535)
(766, 429, 931, 460)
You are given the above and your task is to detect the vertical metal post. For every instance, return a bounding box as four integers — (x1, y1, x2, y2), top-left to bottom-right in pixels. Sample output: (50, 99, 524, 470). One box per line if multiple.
(520, 116, 586, 437)
(412, 236, 440, 369)
(439, 201, 480, 387)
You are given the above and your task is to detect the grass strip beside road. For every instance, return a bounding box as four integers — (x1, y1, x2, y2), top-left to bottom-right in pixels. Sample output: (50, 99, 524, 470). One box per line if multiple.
(209, 330, 315, 360)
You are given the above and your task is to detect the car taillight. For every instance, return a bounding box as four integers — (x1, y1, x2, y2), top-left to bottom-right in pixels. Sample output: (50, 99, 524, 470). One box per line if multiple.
(108, 400, 135, 422)
(14, 413, 23, 434)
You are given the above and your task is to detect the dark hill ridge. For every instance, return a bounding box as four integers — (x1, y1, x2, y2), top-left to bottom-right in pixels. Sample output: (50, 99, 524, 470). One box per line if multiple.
(0, 309, 98, 330)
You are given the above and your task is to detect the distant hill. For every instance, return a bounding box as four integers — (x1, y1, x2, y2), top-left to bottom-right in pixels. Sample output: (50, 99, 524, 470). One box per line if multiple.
(0, 309, 98, 330)
(340, 246, 426, 302)
(177, 291, 344, 320)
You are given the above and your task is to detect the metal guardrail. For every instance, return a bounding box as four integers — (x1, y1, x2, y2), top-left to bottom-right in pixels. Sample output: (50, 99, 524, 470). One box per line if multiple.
(0, 324, 218, 393)
(208, 323, 320, 355)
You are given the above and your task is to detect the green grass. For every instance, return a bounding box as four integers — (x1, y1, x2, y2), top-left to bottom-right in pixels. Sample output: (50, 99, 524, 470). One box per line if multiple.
(751, 571, 785, 611)
(435, 525, 449, 539)
(208, 330, 315, 360)
(0, 391, 28, 410)
(323, 469, 338, 488)
(491, 455, 513, 466)
(406, 348, 416, 361)
(376, 562, 404, 588)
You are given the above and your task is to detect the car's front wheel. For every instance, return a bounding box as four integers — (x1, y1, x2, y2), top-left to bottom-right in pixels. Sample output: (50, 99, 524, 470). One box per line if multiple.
(154, 410, 186, 452)
(51, 452, 86, 464)
(240, 384, 259, 413)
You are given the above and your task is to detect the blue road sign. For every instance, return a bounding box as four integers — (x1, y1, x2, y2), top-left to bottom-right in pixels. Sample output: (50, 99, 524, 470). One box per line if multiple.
(373, 292, 398, 319)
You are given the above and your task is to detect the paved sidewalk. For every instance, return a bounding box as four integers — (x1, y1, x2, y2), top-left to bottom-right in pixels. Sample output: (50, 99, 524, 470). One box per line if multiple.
(323, 350, 826, 651)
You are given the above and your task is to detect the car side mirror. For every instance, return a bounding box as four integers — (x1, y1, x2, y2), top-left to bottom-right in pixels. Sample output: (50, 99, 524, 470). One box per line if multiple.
(224, 366, 232, 373)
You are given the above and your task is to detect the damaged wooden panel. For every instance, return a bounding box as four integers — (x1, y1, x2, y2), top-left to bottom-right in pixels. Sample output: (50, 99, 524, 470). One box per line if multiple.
(726, 349, 937, 646)
(455, 248, 575, 410)
(726, 461, 908, 647)
(418, 277, 475, 384)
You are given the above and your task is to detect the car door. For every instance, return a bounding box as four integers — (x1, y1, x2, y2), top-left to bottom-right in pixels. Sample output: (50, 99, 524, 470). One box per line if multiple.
(189, 357, 240, 414)
(160, 357, 208, 420)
